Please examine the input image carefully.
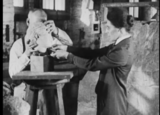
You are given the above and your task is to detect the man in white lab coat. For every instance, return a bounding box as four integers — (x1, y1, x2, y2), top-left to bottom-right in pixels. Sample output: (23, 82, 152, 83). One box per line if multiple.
(9, 8, 73, 114)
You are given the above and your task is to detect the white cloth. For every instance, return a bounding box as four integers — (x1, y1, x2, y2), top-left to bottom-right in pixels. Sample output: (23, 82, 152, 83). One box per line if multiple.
(26, 22, 72, 53)
(35, 33, 62, 53)
(14, 83, 26, 99)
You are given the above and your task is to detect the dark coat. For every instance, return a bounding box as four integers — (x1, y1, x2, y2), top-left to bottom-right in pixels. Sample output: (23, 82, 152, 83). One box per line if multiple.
(67, 38, 133, 115)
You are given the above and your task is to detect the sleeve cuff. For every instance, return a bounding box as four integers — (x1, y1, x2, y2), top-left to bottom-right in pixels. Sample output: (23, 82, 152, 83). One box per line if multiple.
(67, 53, 74, 63)
(20, 53, 30, 66)
(67, 46, 72, 52)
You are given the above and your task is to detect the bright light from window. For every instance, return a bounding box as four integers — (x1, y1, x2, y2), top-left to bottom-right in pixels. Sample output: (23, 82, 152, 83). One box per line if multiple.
(80, 9, 91, 26)
(134, 0, 139, 18)
(129, 0, 134, 16)
(127, 66, 157, 115)
(129, 0, 139, 18)
(13, 0, 24, 7)
(42, 0, 65, 11)
(42, 0, 54, 10)
(55, 0, 65, 11)
(151, 0, 158, 20)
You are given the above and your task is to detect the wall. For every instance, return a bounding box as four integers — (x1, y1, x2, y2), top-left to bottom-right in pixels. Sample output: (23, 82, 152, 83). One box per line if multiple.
(127, 21, 159, 115)
(3, 0, 14, 51)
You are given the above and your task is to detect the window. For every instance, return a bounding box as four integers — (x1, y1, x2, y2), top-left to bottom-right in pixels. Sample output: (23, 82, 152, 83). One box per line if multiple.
(129, 0, 158, 20)
(55, 0, 65, 11)
(150, 0, 158, 20)
(42, 0, 66, 11)
(43, 0, 54, 10)
(129, 0, 139, 18)
(13, 0, 24, 7)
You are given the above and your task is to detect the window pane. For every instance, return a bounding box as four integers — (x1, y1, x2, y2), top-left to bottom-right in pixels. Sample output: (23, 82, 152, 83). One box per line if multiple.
(42, 0, 54, 10)
(129, 0, 134, 16)
(13, 0, 24, 7)
(55, 0, 65, 11)
(134, 0, 139, 18)
(129, 0, 139, 18)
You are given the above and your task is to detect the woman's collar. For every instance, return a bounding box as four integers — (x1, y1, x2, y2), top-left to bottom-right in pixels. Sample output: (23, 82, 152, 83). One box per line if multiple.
(115, 34, 131, 45)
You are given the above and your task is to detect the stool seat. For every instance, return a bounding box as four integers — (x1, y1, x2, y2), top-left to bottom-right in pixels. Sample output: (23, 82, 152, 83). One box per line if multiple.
(24, 79, 69, 88)
(12, 71, 73, 115)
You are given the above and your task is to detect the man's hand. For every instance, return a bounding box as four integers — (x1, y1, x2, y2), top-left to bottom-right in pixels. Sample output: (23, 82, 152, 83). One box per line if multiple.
(44, 20, 73, 46)
(49, 44, 68, 52)
(3, 81, 12, 96)
(50, 50, 69, 59)
(44, 20, 58, 35)
(24, 39, 38, 57)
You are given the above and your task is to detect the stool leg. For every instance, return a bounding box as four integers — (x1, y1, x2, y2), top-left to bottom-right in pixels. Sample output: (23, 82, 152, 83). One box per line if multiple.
(57, 84, 65, 115)
(29, 89, 39, 115)
(43, 89, 58, 115)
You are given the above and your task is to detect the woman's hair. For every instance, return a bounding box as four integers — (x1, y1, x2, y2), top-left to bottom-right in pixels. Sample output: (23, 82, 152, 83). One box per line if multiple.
(107, 7, 134, 32)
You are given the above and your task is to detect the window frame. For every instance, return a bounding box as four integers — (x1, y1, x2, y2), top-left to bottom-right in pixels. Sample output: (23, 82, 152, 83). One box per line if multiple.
(34, 0, 70, 20)
(128, 0, 139, 20)
(14, 0, 70, 21)
(13, 0, 24, 8)
(101, 1, 159, 21)
(34, 0, 68, 12)
(41, 0, 66, 11)
(14, 0, 29, 18)
(14, 0, 29, 10)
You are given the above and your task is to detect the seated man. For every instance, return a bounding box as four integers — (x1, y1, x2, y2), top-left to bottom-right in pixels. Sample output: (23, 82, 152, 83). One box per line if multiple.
(9, 8, 86, 115)
(9, 8, 72, 111)
(9, 8, 73, 79)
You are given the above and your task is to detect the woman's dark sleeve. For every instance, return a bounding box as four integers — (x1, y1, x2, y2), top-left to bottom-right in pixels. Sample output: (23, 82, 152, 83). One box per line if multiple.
(67, 48, 129, 71)
(67, 45, 112, 59)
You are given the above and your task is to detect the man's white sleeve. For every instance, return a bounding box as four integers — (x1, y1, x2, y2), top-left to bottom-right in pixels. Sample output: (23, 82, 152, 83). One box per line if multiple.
(57, 28, 73, 46)
(9, 41, 30, 78)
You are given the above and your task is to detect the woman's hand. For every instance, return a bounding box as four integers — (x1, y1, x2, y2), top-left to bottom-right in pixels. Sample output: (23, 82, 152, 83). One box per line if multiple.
(50, 50, 69, 59)
(49, 44, 68, 53)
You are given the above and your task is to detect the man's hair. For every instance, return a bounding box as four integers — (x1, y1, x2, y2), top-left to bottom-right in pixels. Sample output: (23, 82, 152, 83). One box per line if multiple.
(28, 8, 47, 19)
(29, 8, 45, 14)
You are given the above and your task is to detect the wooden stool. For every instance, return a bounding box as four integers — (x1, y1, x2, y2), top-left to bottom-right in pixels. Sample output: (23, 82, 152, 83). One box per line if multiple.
(27, 80, 67, 115)
(12, 71, 73, 115)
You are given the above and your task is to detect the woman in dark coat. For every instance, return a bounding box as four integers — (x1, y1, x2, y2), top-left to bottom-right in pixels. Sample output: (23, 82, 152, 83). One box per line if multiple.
(51, 7, 134, 115)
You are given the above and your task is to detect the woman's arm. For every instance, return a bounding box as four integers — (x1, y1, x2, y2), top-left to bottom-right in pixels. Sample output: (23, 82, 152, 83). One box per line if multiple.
(67, 48, 128, 71)
(67, 44, 113, 59)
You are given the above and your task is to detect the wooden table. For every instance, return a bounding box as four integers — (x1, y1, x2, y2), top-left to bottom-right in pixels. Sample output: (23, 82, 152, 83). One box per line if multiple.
(13, 71, 73, 115)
